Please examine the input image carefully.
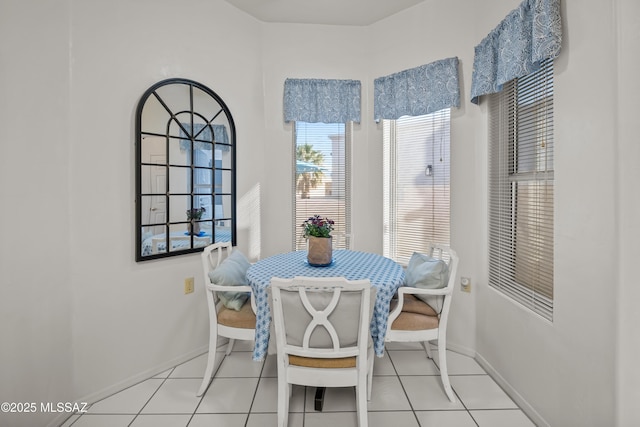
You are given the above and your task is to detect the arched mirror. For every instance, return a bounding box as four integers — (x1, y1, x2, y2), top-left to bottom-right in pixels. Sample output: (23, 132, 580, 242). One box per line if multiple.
(136, 78, 236, 261)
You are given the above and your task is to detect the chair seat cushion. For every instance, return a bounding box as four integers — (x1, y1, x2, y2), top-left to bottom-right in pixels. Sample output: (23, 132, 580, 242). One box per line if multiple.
(217, 300, 256, 329)
(391, 311, 439, 331)
(390, 294, 438, 317)
(288, 354, 356, 369)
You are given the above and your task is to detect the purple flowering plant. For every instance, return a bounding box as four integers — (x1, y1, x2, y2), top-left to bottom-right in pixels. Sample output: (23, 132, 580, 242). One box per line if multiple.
(186, 207, 206, 220)
(302, 215, 335, 238)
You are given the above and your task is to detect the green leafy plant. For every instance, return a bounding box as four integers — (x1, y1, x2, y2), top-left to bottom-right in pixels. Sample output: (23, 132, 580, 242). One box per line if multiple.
(186, 207, 206, 220)
(302, 215, 335, 238)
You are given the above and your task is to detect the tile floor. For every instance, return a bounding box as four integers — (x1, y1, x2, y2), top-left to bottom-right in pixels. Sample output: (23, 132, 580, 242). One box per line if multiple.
(60, 341, 536, 427)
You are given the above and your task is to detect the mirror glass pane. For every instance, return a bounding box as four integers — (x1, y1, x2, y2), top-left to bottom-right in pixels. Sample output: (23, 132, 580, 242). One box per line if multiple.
(155, 84, 191, 119)
(215, 144, 232, 169)
(215, 221, 233, 243)
(193, 87, 222, 116)
(169, 195, 191, 223)
(140, 195, 167, 225)
(218, 195, 233, 219)
(168, 224, 189, 252)
(141, 96, 171, 135)
(194, 148, 213, 168)
(194, 169, 212, 194)
(218, 170, 232, 194)
(141, 136, 167, 164)
(194, 195, 213, 217)
(141, 166, 163, 194)
(169, 167, 190, 195)
(168, 136, 189, 166)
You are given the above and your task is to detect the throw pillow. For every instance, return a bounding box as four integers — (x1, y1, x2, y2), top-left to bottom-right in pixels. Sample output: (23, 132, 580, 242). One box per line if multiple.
(208, 249, 251, 311)
(405, 252, 449, 303)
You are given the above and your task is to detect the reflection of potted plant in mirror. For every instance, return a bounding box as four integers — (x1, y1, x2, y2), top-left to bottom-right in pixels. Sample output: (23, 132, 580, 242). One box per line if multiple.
(187, 207, 206, 235)
(302, 215, 334, 266)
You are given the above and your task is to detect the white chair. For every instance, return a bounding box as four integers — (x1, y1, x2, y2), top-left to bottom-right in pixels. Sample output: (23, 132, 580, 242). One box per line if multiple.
(197, 241, 256, 396)
(270, 276, 374, 427)
(332, 232, 354, 250)
(385, 244, 459, 402)
(151, 236, 165, 254)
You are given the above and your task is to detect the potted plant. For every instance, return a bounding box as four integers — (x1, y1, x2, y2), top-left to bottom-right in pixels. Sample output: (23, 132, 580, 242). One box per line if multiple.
(302, 215, 334, 266)
(187, 207, 206, 235)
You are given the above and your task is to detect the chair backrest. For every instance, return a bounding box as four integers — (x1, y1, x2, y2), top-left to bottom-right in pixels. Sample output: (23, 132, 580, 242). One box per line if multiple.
(202, 241, 233, 274)
(201, 242, 234, 319)
(151, 236, 165, 254)
(427, 243, 459, 327)
(270, 276, 372, 361)
(428, 243, 458, 291)
(332, 232, 354, 250)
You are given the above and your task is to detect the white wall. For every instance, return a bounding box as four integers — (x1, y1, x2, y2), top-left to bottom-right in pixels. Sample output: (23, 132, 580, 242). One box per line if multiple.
(1, 0, 637, 426)
(0, 1, 74, 426)
(616, 0, 640, 425)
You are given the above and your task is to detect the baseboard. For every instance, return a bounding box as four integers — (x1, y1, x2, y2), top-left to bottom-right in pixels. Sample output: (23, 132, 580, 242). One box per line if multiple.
(446, 341, 476, 359)
(475, 352, 550, 427)
(48, 346, 208, 427)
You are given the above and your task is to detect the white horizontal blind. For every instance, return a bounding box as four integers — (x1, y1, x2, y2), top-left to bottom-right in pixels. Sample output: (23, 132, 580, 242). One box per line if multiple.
(293, 122, 351, 250)
(488, 58, 554, 321)
(383, 110, 451, 265)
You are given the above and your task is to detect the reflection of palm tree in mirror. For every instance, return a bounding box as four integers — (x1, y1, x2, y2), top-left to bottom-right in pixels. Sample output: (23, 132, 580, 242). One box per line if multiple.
(296, 143, 324, 199)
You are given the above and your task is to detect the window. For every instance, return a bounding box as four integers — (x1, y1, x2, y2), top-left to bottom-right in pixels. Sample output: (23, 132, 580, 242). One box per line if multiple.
(293, 122, 351, 250)
(383, 110, 451, 264)
(488, 58, 554, 320)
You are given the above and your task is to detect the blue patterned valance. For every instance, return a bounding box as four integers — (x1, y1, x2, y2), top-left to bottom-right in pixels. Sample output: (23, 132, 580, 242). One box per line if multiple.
(179, 123, 229, 151)
(374, 57, 460, 122)
(470, 0, 562, 104)
(284, 78, 361, 123)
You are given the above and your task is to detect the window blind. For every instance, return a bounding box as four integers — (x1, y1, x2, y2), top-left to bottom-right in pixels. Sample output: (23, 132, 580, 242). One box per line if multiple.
(293, 122, 351, 250)
(383, 110, 451, 265)
(488, 58, 554, 321)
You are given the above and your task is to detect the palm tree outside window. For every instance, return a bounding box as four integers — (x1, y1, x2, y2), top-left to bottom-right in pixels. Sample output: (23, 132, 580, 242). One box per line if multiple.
(293, 122, 351, 250)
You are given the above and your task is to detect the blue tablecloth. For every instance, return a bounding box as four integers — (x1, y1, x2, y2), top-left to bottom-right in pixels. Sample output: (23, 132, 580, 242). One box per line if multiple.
(246, 250, 405, 361)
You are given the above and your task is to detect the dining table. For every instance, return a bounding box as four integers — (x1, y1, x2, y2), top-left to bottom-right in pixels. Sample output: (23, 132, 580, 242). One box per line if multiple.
(245, 249, 406, 362)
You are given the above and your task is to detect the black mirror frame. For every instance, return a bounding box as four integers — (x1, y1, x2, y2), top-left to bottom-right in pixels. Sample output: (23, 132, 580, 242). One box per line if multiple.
(135, 78, 237, 262)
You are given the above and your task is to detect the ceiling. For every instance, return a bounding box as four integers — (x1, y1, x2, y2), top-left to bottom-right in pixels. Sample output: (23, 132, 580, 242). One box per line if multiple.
(224, 0, 424, 26)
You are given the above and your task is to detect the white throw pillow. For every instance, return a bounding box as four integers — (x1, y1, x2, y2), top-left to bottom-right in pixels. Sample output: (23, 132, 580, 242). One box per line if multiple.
(405, 252, 449, 303)
(208, 249, 251, 311)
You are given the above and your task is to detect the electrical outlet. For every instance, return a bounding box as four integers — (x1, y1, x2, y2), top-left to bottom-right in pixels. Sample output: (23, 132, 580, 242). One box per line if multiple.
(184, 277, 195, 294)
(460, 277, 471, 293)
